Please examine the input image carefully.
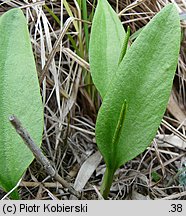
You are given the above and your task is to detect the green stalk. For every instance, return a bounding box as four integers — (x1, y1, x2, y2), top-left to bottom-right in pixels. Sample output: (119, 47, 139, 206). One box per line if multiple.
(82, 0, 89, 52)
(101, 101, 128, 199)
(118, 26, 130, 65)
(100, 167, 115, 199)
(44, 5, 60, 24)
(44, 4, 81, 57)
(63, 0, 79, 32)
(81, 0, 91, 94)
(88, 0, 96, 21)
(68, 35, 81, 57)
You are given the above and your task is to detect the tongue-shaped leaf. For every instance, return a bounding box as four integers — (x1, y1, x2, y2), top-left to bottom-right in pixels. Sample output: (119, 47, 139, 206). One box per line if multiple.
(0, 8, 43, 199)
(89, 0, 125, 98)
(96, 3, 180, 175)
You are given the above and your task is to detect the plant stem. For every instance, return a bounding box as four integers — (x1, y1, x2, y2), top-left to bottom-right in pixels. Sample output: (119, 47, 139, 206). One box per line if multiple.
(100, 167, 115, 199)
(82, 0, 89, 52)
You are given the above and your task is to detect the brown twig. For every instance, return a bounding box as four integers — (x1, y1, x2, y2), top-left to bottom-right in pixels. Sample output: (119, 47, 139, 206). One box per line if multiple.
(9, 115, 82, 199)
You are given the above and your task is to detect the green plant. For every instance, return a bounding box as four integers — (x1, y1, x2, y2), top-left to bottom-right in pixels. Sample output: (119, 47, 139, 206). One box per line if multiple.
(89, 0, 125, 98)
(89, 0, 181, 199)
(0, 8, 43, 199)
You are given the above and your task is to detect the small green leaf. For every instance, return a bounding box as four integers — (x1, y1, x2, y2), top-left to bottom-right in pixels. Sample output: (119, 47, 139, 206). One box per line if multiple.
(151, 171, 161, 182)
(96, 4, 180, 171)
(89, 0, 125, 98)
(0, 9, 43, 198)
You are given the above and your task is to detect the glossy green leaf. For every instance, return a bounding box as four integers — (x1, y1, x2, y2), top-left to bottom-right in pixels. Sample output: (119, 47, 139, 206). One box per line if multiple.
(0, 8, 43, 198)
(96, 4, 180, 172)
(89, 0, 125, 98)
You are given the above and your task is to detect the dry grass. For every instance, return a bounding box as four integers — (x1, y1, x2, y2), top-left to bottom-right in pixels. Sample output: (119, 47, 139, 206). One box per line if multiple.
(0, 0, 186, 200)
